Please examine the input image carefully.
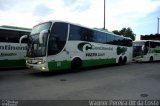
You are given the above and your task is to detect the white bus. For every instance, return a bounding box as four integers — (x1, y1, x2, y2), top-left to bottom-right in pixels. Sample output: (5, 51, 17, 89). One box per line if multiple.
(25, 21, 132, 71)
(0, 26, 31, 68)
(133, 40, 160, 62)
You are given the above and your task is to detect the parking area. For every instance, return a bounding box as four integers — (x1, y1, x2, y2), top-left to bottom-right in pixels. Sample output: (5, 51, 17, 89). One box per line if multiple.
(0, 62, 160, 100)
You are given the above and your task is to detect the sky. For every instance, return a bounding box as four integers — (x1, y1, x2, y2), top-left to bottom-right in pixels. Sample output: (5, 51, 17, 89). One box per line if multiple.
(0, 0, 160, 40)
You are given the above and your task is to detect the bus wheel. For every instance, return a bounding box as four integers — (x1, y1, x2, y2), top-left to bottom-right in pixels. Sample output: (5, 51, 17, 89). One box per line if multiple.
(123, 56, 127, 64)
(149, 56, 153, 62)
(118, 57, 123, 65)
(71, 58, 82, 70)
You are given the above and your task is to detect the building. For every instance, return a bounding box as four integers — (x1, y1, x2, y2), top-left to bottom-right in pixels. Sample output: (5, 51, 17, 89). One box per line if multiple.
(141, 34, 160, 40)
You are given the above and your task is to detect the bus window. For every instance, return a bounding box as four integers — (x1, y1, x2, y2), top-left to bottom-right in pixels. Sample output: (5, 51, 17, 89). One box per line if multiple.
(106, 34, 114, 44)
(0, 29, 7, 42)
(150, 42, 157, 48)
(96, 31, 106, 43)
(48, 22, 68, 55)
(85, 29, 93, 42)
(69, 25, 84, 41)
(0, 29, 29, 43)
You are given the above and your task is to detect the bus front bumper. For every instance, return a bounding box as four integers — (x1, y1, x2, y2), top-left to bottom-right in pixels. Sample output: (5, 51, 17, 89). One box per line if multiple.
(132, 56, 144, 62)
(26, 63, 49, 71)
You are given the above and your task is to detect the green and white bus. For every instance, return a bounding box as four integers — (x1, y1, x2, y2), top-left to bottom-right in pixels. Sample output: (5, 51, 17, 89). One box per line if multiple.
(0, 25, 31, 68)
(25, 20, 132, 71)
(133, 40, 160, 62)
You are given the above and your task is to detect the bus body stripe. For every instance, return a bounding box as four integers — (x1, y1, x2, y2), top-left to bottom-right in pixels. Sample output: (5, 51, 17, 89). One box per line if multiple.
(82, 58, 116, 67)
(0, 59, 26, 68)
(48, 58, 116, 71)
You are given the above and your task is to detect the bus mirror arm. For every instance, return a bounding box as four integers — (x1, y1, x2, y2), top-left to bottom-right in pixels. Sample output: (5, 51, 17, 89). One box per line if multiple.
(19, 35, 28, 44)
(39, 30, 48, 44)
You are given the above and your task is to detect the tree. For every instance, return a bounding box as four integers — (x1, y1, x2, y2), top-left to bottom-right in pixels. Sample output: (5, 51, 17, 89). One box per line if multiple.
(112, 30, 121, 35)
(112, 27, 136, 40)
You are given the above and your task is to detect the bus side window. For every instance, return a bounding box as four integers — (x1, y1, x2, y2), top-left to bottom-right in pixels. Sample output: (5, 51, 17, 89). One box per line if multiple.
(150, 42, 156, 48)
(0, 29, 7, 42)
(69, 25, 84, 41)
(81, 28, 87, 41)
(143, 42, 149, 55)
(48, 36, 59, 55)
(106, 34, 114, 44)
(48, 22, 68, 55)
(81, 28, 93, 42)
(96, 32, 106, 44)
(7, 30, 20, 43)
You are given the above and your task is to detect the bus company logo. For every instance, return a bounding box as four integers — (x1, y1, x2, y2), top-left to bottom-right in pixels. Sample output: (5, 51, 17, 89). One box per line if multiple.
(117, 46, 127, 55)
(0, 45, 27, 50)
(78, 42, 92, 52)
(78, 42, 114, 52)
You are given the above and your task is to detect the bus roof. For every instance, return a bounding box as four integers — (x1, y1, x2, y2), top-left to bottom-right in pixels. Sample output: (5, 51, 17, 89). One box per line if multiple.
(93, 28, 132, 40)
(0, 25, 31, 32)
(67, 20, 132, 40)
(38, 20, 132, 40)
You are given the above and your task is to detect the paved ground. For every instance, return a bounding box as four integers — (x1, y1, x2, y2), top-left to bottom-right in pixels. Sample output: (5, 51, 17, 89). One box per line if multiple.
(0, 62, 160, 100)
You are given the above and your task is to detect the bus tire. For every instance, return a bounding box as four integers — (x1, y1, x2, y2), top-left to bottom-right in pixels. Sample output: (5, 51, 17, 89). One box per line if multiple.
(123, 56, 127, 64)
(71, 57, 82, 70)
(118, 57, 123, 65)
(149, 56, 153, 62)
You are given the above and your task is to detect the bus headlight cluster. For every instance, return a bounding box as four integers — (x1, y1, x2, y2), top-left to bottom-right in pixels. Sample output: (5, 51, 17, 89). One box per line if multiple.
(37, 61, 45, 64)
(26, 60, 31, 64)
(38, 61, 43, 64)
(41, 67, 46, 70)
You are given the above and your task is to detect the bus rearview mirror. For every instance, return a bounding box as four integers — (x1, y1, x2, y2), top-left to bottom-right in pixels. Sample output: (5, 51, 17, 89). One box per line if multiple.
(141, 45, 145, 51)
(19, 35, 28, 44)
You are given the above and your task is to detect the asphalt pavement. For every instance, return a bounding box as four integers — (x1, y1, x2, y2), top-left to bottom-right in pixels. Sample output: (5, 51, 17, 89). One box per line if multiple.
(0, 62, 160, 100)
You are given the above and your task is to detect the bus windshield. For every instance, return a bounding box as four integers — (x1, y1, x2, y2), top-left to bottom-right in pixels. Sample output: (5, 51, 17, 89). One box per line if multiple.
(133, 42, 144, 57)
(27, 22, 51, 57)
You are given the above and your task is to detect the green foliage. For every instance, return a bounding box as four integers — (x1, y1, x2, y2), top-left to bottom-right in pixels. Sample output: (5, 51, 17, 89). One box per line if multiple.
(112, 30, 121, 35)
(112, 27, 136, 40)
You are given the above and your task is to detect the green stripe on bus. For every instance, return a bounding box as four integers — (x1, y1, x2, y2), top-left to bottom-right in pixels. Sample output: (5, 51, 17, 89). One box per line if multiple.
(48, 58, 116, 71)
(82, 58, 116, 67)
(48, 60, 71, 71)
(0, 59, 26, 68)
(153, 50, 160, 53)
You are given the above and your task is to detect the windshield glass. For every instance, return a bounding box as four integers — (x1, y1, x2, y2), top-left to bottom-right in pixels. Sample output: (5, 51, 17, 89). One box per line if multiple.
(133, 42, 144, 57)
(27, 22, 51, 57)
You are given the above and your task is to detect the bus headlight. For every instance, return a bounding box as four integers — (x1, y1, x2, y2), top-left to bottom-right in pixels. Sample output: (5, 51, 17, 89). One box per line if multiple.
(42, 67, 46, 70)
(38, 61, 45, 64)
(38, 61, 43, 64)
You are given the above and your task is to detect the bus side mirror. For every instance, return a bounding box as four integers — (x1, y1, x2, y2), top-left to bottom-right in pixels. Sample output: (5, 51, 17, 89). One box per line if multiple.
(19, 35, 28, 44)
(141, 45, 144, 51)
(39, 30, 48, 44)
